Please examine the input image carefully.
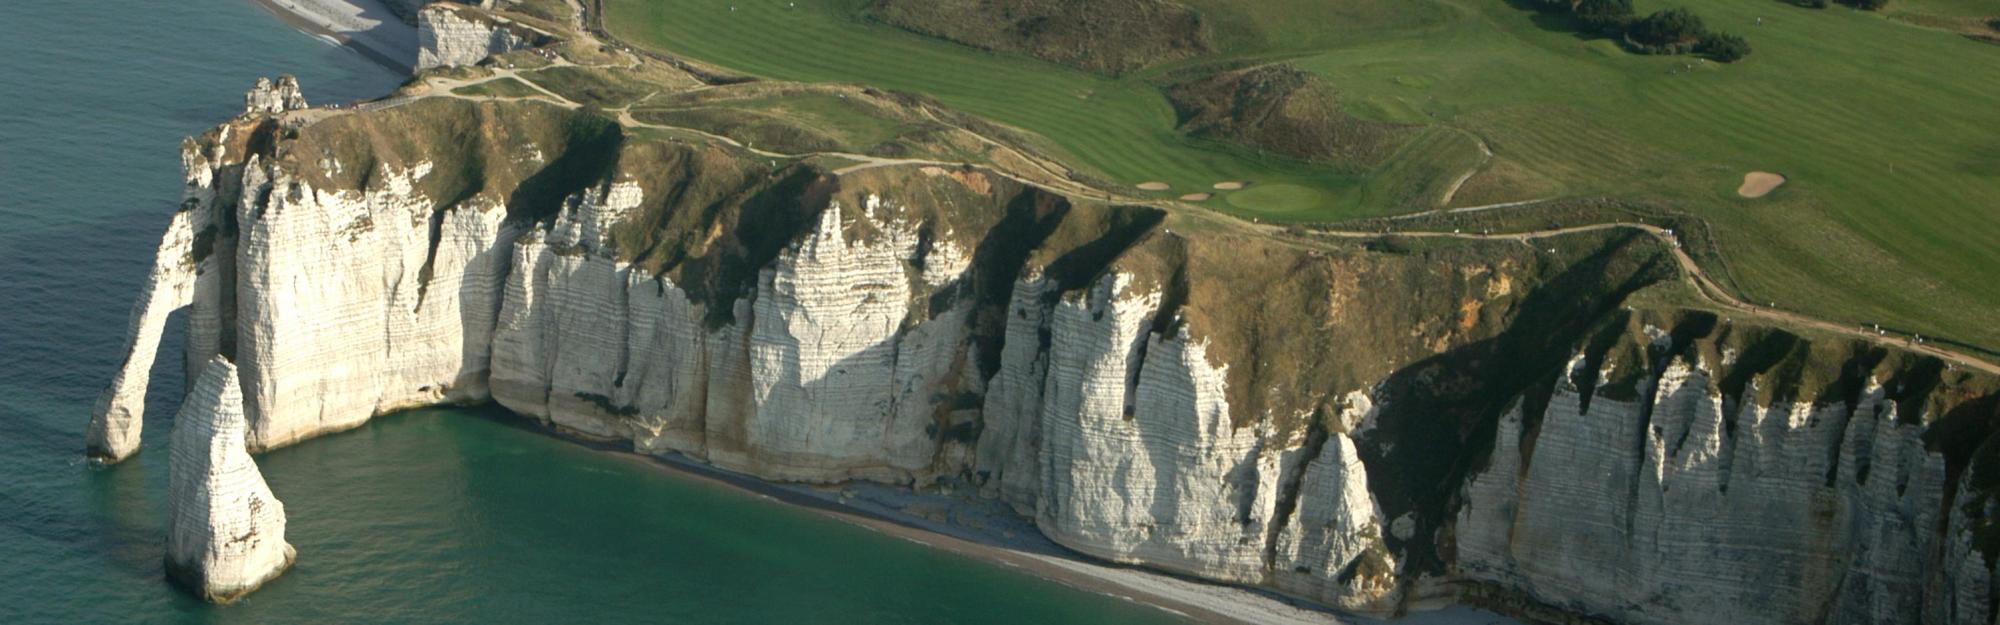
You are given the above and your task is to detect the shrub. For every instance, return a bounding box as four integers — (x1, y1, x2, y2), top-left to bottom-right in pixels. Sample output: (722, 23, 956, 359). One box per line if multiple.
(1628, 8, 1708, 48)
(1841, 0, 1890, 10)
(1534, 0, 1575, 13)
(1698, 32, 1752, 62)
(1575, 0, 1636, 31)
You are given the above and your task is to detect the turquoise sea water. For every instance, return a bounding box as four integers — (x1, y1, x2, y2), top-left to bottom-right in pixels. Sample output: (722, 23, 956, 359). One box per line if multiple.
(0, 2, 1187, 622)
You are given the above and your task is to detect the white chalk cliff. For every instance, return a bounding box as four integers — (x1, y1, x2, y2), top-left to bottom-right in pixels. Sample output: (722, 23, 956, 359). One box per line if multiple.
(90, 66, 2000, 622)
(416, 3, 540, 69)
(1456, 346, 1978, 625)
(165, 357, 295, 603)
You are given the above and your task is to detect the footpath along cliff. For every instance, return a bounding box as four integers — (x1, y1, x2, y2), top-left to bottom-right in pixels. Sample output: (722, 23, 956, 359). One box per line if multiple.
(87, 6, 2000, 622)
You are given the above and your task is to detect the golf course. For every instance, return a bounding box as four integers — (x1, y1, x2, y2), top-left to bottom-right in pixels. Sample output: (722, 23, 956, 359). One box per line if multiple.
(599, 0, 2000, 349)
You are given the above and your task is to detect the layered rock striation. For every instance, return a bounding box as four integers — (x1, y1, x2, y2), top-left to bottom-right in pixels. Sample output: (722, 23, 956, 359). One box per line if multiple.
(93, 75, 2000, 623)
(1455, 313, 2000, 625)
(416, 3, 545, 69)
(165, 357, 295, 603)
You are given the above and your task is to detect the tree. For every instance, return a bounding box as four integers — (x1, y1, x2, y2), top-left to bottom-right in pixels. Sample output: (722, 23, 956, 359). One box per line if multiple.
(1698, 33, 1752, 62)
(1842, 0, 1890, 10)
(1575, 0, 1636, 31)
(1628, 8, 1708, 48)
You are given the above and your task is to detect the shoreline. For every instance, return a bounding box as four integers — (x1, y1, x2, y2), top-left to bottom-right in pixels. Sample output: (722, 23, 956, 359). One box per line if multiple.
(487, 412, 1517, 625)
(244, 0, 417, 71)
(231, 3, 1513, 622)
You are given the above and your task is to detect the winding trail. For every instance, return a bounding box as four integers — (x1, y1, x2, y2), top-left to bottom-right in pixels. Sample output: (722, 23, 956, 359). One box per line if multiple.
(1435, 129, 1493, 207)
(333, 9, 1999, 378)
(1307, 222, 2000, 375)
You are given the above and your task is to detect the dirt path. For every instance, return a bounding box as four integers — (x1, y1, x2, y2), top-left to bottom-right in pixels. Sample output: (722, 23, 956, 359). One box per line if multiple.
(1304, 222, 2000, 375)
(380, 5, 2000, 378)
(406, 72, 2000, 375)
(1436, 130, 1493, 207)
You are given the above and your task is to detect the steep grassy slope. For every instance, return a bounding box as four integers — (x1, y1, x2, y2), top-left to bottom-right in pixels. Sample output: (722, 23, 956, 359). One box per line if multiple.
(598, 0, 1398, 216)
(864, 0, 1211, 75)
(598, 0, 2000, 351)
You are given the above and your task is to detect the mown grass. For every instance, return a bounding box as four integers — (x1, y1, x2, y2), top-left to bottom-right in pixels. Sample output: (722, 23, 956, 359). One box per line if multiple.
(634, 91, 916, 154)
(452, 77, 546, 99)
(598, 0, 2000, 348)
(600, 0, 1407, 216)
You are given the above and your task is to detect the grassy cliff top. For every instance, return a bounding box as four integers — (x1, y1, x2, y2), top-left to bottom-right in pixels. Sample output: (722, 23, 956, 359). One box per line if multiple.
(595, 0, 2000, 352)
(862, 0, 1211, 75)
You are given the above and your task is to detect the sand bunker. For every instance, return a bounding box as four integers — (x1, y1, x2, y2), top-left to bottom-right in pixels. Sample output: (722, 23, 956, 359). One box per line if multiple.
(1738, 171, 1786, 198)
(1212, 181, 1247, 190)
(1136, 181, 1171, 191)
(1179, 193, 1212, 201)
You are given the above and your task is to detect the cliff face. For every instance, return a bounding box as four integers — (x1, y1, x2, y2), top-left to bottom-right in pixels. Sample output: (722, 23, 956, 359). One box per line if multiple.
(415, 4, 544, 69)
(1456, 313, 2000, 625)
(92, 85, 2000, 623)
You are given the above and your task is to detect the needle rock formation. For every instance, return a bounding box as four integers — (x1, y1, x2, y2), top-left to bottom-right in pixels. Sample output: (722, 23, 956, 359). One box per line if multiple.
(90, 26, 2000, 623)
(164, 357, 295, 603)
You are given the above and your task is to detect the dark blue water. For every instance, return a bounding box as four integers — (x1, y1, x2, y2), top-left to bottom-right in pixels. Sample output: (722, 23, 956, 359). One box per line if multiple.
(0, 2, 1186, 622)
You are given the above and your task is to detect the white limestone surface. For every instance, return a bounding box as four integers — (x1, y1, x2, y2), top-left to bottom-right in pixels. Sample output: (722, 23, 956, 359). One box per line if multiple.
(233, 160, 514, 450)
(1458, 353, 1956, 625)
(86, 209, 199, 462)
(1033, 274, 1278, 584)
(244, 76, 308, 114)
(165, 358, 294, 603)
(416, 4, 536, 69)
(1271, 433, 1397, 611)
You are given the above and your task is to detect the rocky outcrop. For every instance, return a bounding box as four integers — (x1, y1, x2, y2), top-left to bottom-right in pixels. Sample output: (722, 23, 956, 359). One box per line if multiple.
(416, 4, 542, 69)
(94, 82, 2000, 624)
(165, 357, 294, 603)
(244, 75, 307, 115)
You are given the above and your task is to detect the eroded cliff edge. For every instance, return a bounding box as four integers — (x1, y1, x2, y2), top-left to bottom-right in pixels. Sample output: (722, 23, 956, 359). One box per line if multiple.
(91, 85, 2000, 624)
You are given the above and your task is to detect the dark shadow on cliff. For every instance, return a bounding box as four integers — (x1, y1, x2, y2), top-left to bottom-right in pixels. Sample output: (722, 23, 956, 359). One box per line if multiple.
(964, 189, 1074, 378)
(1355, 229, 1677, 576)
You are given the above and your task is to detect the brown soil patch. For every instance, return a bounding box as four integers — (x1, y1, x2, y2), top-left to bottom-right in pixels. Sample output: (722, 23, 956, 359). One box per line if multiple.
(1179, 193, 1213, 201)
(1213, 181, 1247, 190)
(1136, 181, 1171, 191)
(920, 166, 994, 195)
(1738, 171, 1786, 198)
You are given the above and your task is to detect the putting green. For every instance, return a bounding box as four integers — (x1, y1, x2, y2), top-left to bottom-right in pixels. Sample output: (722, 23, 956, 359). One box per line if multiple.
(1225, 184, 1325, 215)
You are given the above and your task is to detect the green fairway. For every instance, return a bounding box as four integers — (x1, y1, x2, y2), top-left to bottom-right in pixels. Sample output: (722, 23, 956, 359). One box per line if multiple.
(601, 0, 2000, 347)
(600, 0, 1399, 218)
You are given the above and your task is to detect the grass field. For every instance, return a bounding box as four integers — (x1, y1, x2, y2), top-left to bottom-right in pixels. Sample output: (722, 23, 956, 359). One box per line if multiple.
(599, 0, 2000, 348)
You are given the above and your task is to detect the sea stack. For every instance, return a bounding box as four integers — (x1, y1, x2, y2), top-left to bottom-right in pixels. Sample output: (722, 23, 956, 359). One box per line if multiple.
(165, 357, 294, 603)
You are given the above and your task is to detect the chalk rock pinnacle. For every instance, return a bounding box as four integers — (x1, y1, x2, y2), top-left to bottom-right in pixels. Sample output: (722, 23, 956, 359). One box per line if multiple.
(165, 357, 294, 603)
(244, 76, 307, 115)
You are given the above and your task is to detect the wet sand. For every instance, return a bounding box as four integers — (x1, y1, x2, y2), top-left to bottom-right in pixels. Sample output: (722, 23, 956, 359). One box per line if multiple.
(246, 0, 417, 70)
